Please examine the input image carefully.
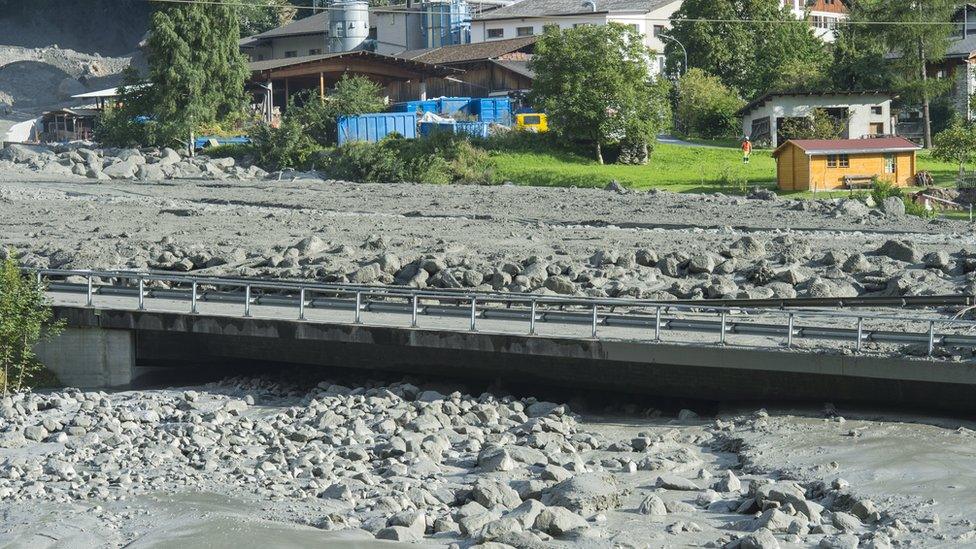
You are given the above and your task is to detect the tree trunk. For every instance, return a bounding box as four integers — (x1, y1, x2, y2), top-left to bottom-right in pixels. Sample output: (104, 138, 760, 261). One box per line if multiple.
(919, 40, 932, 149)
(595, 142, 604, 165)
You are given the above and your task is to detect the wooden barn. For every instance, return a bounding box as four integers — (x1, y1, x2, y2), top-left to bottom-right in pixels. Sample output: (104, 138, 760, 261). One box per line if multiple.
(395, 36, 537, 99)
(772, 137, 920, 192)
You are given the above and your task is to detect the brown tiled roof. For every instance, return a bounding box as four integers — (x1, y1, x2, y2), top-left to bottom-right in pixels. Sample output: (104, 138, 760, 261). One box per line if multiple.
(399, 36, 538, 65)
(774, 137, 921, 157)
(248, 51, 461, 78)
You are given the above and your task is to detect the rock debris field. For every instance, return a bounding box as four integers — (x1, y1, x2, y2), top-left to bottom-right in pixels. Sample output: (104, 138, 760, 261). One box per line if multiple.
(3, 375, 971, 548)
(2, 143, 976, 311)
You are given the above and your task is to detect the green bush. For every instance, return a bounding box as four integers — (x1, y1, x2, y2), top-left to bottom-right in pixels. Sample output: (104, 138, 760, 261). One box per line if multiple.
(904, 197, 936, 219)
(715, 165, 748, 193)
(871, 179, 903, 204)
(249, 117, 320, 170)
(0, 255, 64, 393)
(95, 106, 154, 148)
(287, 75, 386, 146)
(676, 68, 745, 139)
(318, 133, 495, 184)
(202, 143, 255, 162)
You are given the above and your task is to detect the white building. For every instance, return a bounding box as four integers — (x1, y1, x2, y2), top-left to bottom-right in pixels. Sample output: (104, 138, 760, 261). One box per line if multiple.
(469, 0, 683, 75)
(780, 0, 849, 43)
(739, 91, 894, 148)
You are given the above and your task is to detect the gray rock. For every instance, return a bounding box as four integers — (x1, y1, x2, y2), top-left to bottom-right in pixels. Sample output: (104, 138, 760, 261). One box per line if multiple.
(880, 196, 905, 218)
(637, 494, 667, 516)
(23, 425, 48, 442)
(656, 473, 700, 491)
(473, 479, 522, 510)
(137, 164, 166, 181)
(351, 263, 383, 284)
(713, 470, 742, 493)
(819, 534, 859, 549)
(831, 511, 862, 532)
(635, 248, 658, 267)
(875, 240, 919, 263)
(841, 253, 872, 273)
(737, 527, 781, 549)
(544, 472, 621, 515)
(687, 253, 715, 274)
(922, 251, 950, 270)
(534, 506, 589, 537)
(375, 526, 422, 542)
(102, 160, 139, 179)
(544, 275, 576, 295)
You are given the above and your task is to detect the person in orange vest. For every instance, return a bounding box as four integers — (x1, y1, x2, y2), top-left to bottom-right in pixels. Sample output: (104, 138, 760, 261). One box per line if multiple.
(741, 136, 752, 164)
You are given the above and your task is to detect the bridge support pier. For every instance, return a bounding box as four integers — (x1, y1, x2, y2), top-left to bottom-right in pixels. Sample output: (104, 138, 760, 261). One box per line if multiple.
(36, 327, 135, 389)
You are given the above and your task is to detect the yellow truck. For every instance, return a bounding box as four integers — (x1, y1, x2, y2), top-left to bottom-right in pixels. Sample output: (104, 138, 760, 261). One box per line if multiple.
(515, 113, 548, 133)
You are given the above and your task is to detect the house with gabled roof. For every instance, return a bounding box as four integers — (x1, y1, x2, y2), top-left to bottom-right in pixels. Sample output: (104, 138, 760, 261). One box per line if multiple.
(773, 137, 920, 192)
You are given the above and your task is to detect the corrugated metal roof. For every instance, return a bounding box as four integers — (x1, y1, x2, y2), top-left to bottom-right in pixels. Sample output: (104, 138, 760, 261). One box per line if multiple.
(774, 137, 921, 157)
(400, 36, 538, 64)
(241, 12, 329, 46)
(248, 50, 461, 77)
(474, 0, 675, 20)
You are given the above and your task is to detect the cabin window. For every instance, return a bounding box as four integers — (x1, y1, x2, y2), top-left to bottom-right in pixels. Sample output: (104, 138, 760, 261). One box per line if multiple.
(284, 50, 298, 58)
(827, 154, 850, 168)
(885, 154, 895, 173)
(487, 28, 504, 38)
(871, 106, 883, 115)
(516, 26, 534, 36)
(308, 49, 322, 56)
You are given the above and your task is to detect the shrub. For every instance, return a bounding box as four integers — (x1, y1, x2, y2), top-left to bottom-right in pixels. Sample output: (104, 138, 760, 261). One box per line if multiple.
(871, 179, 903, 204)
(904, 197, 936, 219)
(287, 75, 386, 146)
(675, 68, 745, 139)
(201, 143, 256, 163)
(715, 165, 748, 193)
(0, 255, 64, 393)
(249, 117, 320, 170)
(318, 133, 495, 184)
(95, 106, 153, 148)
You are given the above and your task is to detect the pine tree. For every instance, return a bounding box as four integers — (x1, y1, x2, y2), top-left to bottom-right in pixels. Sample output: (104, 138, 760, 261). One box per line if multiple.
(139, 2, 249, 146)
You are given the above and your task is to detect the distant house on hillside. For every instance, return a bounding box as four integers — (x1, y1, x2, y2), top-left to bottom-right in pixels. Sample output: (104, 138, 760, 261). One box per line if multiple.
(780, 0, 849, 42)
(469, 0, 683, 75)
(739, 91, 894, 148)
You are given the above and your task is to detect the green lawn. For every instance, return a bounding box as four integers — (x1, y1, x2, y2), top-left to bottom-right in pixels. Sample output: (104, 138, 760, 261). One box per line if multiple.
(492, 141, 960, 196)
(492, 143, 776, 192)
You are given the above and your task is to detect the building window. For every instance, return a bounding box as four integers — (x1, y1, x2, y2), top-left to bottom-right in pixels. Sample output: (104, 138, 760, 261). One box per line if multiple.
(827, 154, 850, 168)
(487, 28, 504, 38)
(626, 23, 639, 33)
(871, 106, 883, 115)
(308, 48, 322, 56)
(653, 25, 665, 37)
(516, 26, 533, 36)
(284, 50, 298, 58)
(885, 154, 895, 174)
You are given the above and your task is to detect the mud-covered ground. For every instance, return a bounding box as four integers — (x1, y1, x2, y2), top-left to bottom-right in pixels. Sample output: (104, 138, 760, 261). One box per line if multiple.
(1, 372, 971, 549)
(1, 168, 975, 308)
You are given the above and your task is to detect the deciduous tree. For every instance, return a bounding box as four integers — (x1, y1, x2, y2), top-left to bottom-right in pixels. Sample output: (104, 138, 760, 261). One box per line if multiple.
(0, 255, 63, 394)
(529, 24, 668, 164)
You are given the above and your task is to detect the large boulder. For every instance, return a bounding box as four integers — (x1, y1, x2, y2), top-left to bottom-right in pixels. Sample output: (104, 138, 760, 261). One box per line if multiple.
(0, 143, 47, 163)
(543, 472, 621, 515)
(875, 240, 920, 263)
(880, 196, 906, 218)
(102, 159, 139, 179)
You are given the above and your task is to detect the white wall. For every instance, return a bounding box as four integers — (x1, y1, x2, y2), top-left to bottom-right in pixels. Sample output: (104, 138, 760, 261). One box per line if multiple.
(374, 11, 425, 54)
(247, 34, 329, 61)
(470, 0, 681, 75)
(741, 95, 893, 147)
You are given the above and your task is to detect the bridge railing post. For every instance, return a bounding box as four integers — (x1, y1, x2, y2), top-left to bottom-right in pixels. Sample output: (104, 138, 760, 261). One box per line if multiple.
(411, 294, 419, 327)
(654, 306, 661, 341)
(786, 313, 794, 348)
(191, 281, 198, 314)
(720, 311, 727, 345)
(137, 278, 145, 311)
(591, 304, 598, 338)
(470, 297, 477, 332)
(355, 291, 363, 324)
(928, 320, 935, 356)
(299, 287, 306, 320)
(855, 316, 863, 353)
(86, 275, 93, 308)
(244, 285, 252, 317)
(529, 299, 537, 335)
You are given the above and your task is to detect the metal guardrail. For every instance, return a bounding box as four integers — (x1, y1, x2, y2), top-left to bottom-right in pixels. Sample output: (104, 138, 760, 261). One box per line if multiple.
(32, 268, 976, 358)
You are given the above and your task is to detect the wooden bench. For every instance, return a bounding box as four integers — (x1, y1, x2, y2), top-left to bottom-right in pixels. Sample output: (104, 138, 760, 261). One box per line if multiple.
(843, 175, 874, 189)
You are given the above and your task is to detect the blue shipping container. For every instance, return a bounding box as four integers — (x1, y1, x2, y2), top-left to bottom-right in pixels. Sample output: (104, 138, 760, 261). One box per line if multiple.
(469, 98, 512, 126)
(419, 121, 489, 139)
(337, 112, 417, 145)
(392, 99, 438, 114)
(439, 97, 472, 115)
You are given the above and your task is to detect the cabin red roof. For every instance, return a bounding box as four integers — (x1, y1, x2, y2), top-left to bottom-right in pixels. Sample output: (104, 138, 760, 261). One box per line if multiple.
(774, 137, 921, 157)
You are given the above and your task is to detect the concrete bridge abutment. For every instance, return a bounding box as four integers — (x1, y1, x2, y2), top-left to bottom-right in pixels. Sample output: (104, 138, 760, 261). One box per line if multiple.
(36, 327, 135, 389)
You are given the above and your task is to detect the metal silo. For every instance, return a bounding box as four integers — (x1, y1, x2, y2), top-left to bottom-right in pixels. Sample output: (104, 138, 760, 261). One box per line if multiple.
(422, 0, 471, 48)
(329, 0, 370, 53)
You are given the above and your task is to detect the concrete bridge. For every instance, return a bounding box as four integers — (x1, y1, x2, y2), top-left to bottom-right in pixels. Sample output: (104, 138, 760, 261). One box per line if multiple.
(33, 269, 976, 413)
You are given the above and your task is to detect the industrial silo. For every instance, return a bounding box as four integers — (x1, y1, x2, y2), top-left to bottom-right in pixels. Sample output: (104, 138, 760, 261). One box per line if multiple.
(329, 0, 370, 53)
(422, 0, 471, 49)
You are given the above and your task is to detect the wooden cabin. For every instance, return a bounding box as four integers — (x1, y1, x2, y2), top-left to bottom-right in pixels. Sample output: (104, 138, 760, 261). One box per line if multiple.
(772, 137, 920, 192)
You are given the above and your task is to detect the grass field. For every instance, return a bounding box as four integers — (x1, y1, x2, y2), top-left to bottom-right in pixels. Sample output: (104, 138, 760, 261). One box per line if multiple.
(492, 140, 959, 195)
(492, 143, 776, 192)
